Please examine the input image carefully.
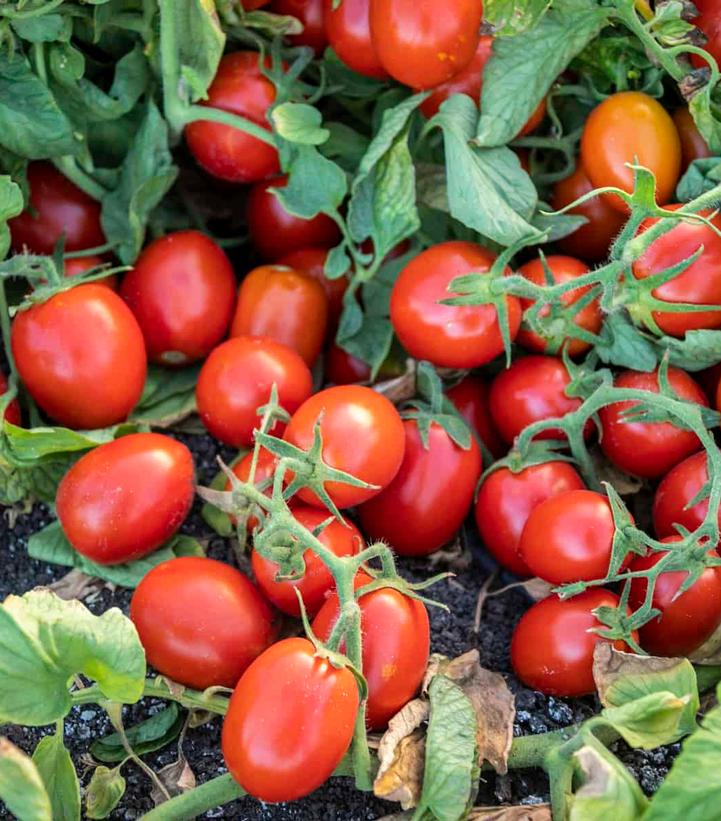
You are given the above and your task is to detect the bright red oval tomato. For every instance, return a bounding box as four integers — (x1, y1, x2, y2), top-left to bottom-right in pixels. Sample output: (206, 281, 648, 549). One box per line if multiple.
(277, 247, 349, 332)
(231, 264, 328, 366)
(121, 230, 236, 366)
(63, 254, 117, 290)
(325, 341, 371, 384)
(270, 0, 328, 54)
(390, 241, 522, 369)
(283, 385, 405, 509)
(673, 107, 712, 171)
(313, 572, 430, 729)
(690, 0, 721, 70)
(252, 505, 363, 616)
(196, 336, 313, 448)
(185, 52, 279, 183)
(9, 163, 105, 255)
(446, 375, 504, 460)
(323, 0, 388, 79)
(357, 418, 481, 556)
(652, 450, 719, 538)
(130, 556, 276, 689)
(580, 92, 681, 213)
(475, 461, 586, 577)
(56, 433, 194, 564)
(222, 637, 359, 802)
(226, 448, 280, 531)
(511, 590, 634, 697)
(11, 284, 146, 429)
(0, 373, 21, 427)
(598, 367, 708, 479)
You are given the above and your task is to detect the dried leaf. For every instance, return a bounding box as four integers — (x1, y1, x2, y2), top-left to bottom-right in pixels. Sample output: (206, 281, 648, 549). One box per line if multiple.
(690, 618, 721, 665)
(487, 577, 553, 604)
(593, 644, 689, 706)
(47, 570, 109, 601)
(425, 538, 472, 572)
(590, 446, 644, 496)
(373, 361, 417, 404)
(374, 699, 429, 809)
(468, 806, 552, 820)
(149, 755, 195, 805)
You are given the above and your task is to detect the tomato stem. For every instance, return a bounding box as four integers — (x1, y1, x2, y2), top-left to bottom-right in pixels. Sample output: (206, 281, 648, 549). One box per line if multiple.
(70, 680, 230, 715)
(51, 157, 106, 202)
(138, 773, 245, 821)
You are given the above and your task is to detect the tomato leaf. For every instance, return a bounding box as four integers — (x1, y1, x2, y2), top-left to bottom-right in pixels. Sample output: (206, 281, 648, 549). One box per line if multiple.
(0, 175, 23, 259)
(659, 329, 721, 372)
(32, 732, 81, 821)
(676, 157, 721, 202)
(85, 766, 126, 821)
(593, 311, 659, 372)
(276, 144, 347, 220)
(11, 15, 73, 44)
(271, 102, 330, 146)
(0, 738, 52, 821)
(130, 364, 200, 427)
(91, 704, 184, 764)
(602, 692, 695, 749)
(483, 0, 552, 36)
(2, 420, 136, 464)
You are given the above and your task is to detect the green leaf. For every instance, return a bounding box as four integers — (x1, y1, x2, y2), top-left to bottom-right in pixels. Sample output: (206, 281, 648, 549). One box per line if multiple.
(85, 766, 125, 820)
(91, 704, 183, 764)
(676, 157, 721, 202)
(272, 103, 330, 146)
(129, 364, 200, 427)
(0, 738, 52, 821)
(602, 691, 694, 749)
(0, 175, 23, 259)
(660, 330, 721, 372)
(320, 122, 370, 171)
(32, 733, 80, 821)
(11, 15, 72, 43)
(483, 0, 552, 36)
(277, 144, 348, 219)
(532, 206, 588, 242)
(3, 421, 133, 464)
(689, 83, 721, 157)
(594, 311, 658, 372)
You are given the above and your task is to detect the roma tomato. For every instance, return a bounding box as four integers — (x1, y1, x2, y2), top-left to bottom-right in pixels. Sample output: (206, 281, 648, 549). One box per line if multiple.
(121, 230, 236, 365)
(270, 0, 327, 54)
(358, 418, 481, 556)
(475, 461, 585, 577)
(323, 0, 388, 79)
(653, 450, 717, 538)
(9, 162, 104, 255)
(511, 590, 634, 697)
(196, 336, 313, 448)
(56, 433, 194, 565)
(226, 448, 279, 531)
(369, 0, 482, 89)
(325, 342, 371, 384)
(673, 107, 712, 170)
(252, 505, 363, 615)
(222, 637, 359, 802)
(130, 557, 276, 690)
(313, 572, 430, 729)
(690, 0, 721, 70)
(390, 241, 521, 369)
(247, 176, 341, 261)
(11, 284, 146, 429)
(283, 385, 405, 508)
(63, 255, 117, 290)
(580, 92, 681, 213)
(185, 52, 279, 183)
(516, 256, 601, 357)
(231, 264, 328, 366)
(0, 373, 21, 427)
(446, 375, 504, 459)
(278, 247, 349, 331)
(598, 367, 708, 479)
(628, 537, 721, 657)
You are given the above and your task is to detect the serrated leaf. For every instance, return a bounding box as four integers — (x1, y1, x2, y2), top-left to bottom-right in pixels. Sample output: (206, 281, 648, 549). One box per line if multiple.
(32, 733, 80, 821)
(0, 738, 52, 821)
(91, 704, 183, 764)
(11, 14, 72, 43)
(594, 311, 658, 372)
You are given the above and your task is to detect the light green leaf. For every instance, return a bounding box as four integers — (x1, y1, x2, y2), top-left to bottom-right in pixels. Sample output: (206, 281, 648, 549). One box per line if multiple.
(277, 144, 347, 219)
(3, 421, 133, 463)
(661, 329, 721, 373)
(483, 0, 552, 36)
(32, 733, 80, 821)
(272, 103, 329, 146)
(85, 766, 126, 820)
(594, 311, 658, 372)
(0, 738, 52, 821)
(603, 692, 693, 749)
(570, 742, 648, 821)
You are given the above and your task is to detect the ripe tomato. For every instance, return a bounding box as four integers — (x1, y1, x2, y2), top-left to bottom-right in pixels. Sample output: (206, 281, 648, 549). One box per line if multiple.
(222, 637, 359, 802)
(120, 230, 236, 366)
(516, 256, 601, 357)
(325, 342, 371, 384)
(390, 241, 521, 369)
(185, 52, 279, 183)
(313, 572, 430, 729)
(673, 107, 712, 170)
(690, 0, 721, 70)
(628, 536, 721, 657)
(369, 0, 482, 90)
(252, 505, 363, 616)
(270, 0, 327, 54)
(196, 336, 313, 448)
(358, 419, 481, 556)
(277, 247, 349, 331)
(242, 0, 270, 7)
(653, 450, 717, 538)
(11, 284, 146, 429)
(475, 461, 585, 577)
(247, 176, 341, 261)
(130, 557, 276, 689)
(9, 163, 104, 255)
(283, 385, 405, 509)
(580, 92, 681, 213)
(63, 255, 117, 290)
(446, 375, 504, 459)
(0, 373, 21, 427)
(598, 367, 708, 479)
(520, 489, 624, 584)
(511, 590, 634, 697)
(551, 164, 626, 263)
(56, 433, 194, 564)
(323, 0, 388, 79)
(231, 264, 328, 366)
(488, 356, 586, 446)
(631, 206, 721, 336)
(226, 448, 280, 531)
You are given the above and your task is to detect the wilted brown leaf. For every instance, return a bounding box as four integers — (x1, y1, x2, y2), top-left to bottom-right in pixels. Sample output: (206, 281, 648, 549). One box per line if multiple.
(593, 644, 687, 706)
(690, 619, 721, 665)
(373, 361, 417, 404)
(47, 569, 110, 601)
(150, 754, 196, 805)
(374, 698, 429, 809)
(468, 805, 552, 820)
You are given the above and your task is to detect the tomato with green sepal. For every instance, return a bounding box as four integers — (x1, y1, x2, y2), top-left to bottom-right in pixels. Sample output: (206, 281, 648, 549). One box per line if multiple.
(447, 375, 504, 460)
(652, 450, 719, 539)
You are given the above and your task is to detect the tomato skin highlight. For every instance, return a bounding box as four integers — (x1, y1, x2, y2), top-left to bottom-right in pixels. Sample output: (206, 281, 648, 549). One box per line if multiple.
(196, 336, 313, 448)
(390, 241, 521, 369)
(222, 637, 359, 802)
(11, 284, 146, 430)
(358, 419, 481, 557)
(323, 0, 388, 79)
(270, 0, 328, 53)
(652, 450, 717, 538)
(121, 230, 236, 366)
(0, 373, 21, 427)
(673, 107, 712, 170)
(56, 433, 194, 565)
(446, 375, 504, 460)
(475, 461, 586, 577)
(130, 557, 276, 690)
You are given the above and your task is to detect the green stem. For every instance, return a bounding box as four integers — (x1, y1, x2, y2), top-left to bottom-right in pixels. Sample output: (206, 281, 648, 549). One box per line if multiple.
(70, 681, 230, 715)
(52, 157, 106, 202)
(184, 105, 277, 147)
(0, 279, 16, 378)
(139, 773, 245, 821)
(0, 0, 64, 19)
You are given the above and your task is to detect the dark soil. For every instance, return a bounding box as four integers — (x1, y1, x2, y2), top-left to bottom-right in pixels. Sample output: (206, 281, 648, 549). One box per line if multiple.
(1, 431, 679, 819)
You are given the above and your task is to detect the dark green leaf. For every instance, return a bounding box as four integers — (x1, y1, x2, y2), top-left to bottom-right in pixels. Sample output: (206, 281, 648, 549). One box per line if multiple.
(320, 122, 370, 171)
(277, 144, 347, 219)
(676, 157, 721, 202)
(11, 15, 72, 43)
(0, 739, 52, 821)
(32, 733, 80, 821)
(85, 766, 125, 820)
(130, 364, 200, 427)
(91, 705, 183, 764)
(594, 312, 658, 372)
(532, 206, 588, 242)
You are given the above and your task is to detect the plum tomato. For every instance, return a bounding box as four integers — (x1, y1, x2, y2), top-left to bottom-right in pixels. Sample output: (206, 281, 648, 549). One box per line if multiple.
(323, 0, 388, 79)
(690, 0, 721, 71)
(653, 450, 717, 538)
(673, 107, 712, 171)
(277, 247, 349, 332)
(63, 254, 117, 290)
(0, 372, 21, 427)
(130, 557, 276, 690)
(270, 0, 328, 54)
(446, 375, 504, 460)
(56, 433, 194, 565)
(325, 341, 371, 384)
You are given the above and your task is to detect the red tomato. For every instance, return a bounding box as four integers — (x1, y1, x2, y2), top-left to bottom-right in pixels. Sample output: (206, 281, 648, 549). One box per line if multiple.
(9, 163, 104, 255)
(270, 0, 327, 54)
(56, 433, 194, 564)
(516, 255, 601, 357)
(252, 505, 363, 615)
(673, 107, 712, 171)
(390, 241, 522, 369)
(323, 0, 388, 79)
(242, 0, 270, 7)
(313, 572, 430, 729)
(652, 450, 717, 538)
(277, 247, 349, 331)
(369, 0, 482, 90)
(0, 373, 21, 427)
(226, 448, 279, 531)
(63, 255, 117, 290)
(598, 367, 708, 479)
(358, 418, 481, 556)
(11, 284, 146, 429)
(475, 461, 585, 577)
(231, 264, 328, 366)
(446, 375, 504, 459)
(511, 590, 634, 697)
(185, 52, 279, 183)
(196, 336, 313, 448)
(121, 230, 236, 365)
(631, 206, 721, 336)
(222, 637, 359, 802)
(580, 92, 681, 214)
(283, 385, 405, 508)
(628, 536, 721, 657)
(325, 342, 371, 384)
(690, 0, 721, 70)
(130, 557, 276, 689)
